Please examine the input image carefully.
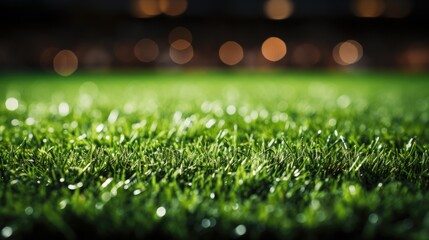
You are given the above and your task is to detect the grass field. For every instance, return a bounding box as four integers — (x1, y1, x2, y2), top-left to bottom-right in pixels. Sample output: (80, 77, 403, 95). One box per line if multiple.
(1, 71, 429, 239)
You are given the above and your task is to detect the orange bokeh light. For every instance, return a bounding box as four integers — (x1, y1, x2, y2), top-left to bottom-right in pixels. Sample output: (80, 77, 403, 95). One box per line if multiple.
(333, 40, 363, 66)
(264, 0, 294, 20)
(171, 39, 191, 50)
(352, 0, 385, 18)
(134, 38, 159, 63)
(170, 44, 193, 64)
(219, 41, 244, 66)
(169, 27, 192, 45)
(133, 0, 161, 18)
(160, 0, 187, 16)
(53, 50, 78, 76)
(261, 37, 287, 62)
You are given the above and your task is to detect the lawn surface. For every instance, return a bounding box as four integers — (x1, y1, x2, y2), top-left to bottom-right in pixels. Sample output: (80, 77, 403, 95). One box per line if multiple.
(1, 71, 429, 239)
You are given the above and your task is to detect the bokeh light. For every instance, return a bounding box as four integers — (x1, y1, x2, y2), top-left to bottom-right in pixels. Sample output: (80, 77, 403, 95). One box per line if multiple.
(133, 0, 161, 18)
(169, 44, 193, 64)
(264, 0, 294, 20)
(261, 37, 287, 62)
(399, 47, 429, 71)
(160, 0, 187, 16)
(170, 39, 191, 50)
(292, 43, 321, 66)
(5, 97, 19, 111)
(169, 27, 192, 46)
(134, 38, 159, 63)
(53, 50, 78, 76)
(219, 41, 244, 66)
(352, 0, 385, 18)
(333, 40, 363, 66)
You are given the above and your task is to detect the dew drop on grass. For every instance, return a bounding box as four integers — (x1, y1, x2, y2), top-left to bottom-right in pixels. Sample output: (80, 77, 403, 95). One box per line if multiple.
(58, 200, 67, 209)
(293, 169, 300, 177)
(173, 111, 182, 123)
(101, 178, 113, 189)
(10, 179, 19, 185)
(5, 97, 19, 111)
(234, 224, 246, 236)
(25, 117, 35, 126)
(232, 203, 239, 210)
(210, 193, 215, 199)
(11, 119, 19, 126)
(349, 185, 356, 195)
(201, 218, 211, 228)
(101, 192, 111, 202)
(368, 213, 379, 224)
(156, 207, 166, 217)
(337, 95, 351, 108)
(205, 119, 216, 128)
(108, 110, 119, 123)
(96, 124, 104, 133)
(1, 226, 13, 238)
(58, 102, 70, 116)
(226, 105, 236, 115)
(133, 189, 142, 196)
(340, 136, 347, 149)
(68, 182, 83, 190)
(24, 207, 33, 215)
(95, 202, 104, 210)
(406, 138, 413, 151)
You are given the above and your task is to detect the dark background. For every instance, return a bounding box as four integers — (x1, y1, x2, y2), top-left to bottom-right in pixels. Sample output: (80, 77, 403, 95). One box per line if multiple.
(0, 0, 428, 71)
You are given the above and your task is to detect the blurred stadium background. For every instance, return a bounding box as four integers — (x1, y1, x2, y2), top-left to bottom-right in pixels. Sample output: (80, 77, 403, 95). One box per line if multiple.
(0, 0, 428, 75)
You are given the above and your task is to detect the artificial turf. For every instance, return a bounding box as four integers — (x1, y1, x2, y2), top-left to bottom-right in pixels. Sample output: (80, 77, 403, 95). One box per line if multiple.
(0, 71, 429, 239)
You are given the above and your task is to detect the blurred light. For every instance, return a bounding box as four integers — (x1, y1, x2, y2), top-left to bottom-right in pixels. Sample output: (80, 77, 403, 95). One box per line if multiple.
(53, 50, 78, 76)
(134, 38, 159, 63)
(352, 0, 385, 18)
(333, 40, 363, 66)
(40, 47, 59, 71)
(169, 44, 193, 64)
(114, 42, 135, 63)
(400, 48, 429, 71)
(384, 0, 412, 18)
(133, 0, 161, 18)
(160, 0, 187, 16)
(219, 41, 244, 66)
(1, 226, 13, 238)
(169, 27, 192, 45)
(156, 206, 166, 217)
(292, 43, 321, 66)
(171, 39, 191, 50)
(261, 37, 287, 62)
(264, 0, 294, 20)
(5, 97, 19, 111)
(83, 47, 112, 70)
(58, 102, 70, 116)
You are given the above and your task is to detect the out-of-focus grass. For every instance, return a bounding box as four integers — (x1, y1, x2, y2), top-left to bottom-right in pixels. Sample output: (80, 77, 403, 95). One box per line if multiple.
(0, 71, 429, 239)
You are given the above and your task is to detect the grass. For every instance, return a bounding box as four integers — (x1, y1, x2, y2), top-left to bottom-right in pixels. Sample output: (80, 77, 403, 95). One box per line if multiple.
(0, 71, 429, 239)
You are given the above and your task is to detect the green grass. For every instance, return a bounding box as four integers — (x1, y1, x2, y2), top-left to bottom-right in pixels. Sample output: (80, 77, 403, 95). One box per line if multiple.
(1, 71, 429, 239)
